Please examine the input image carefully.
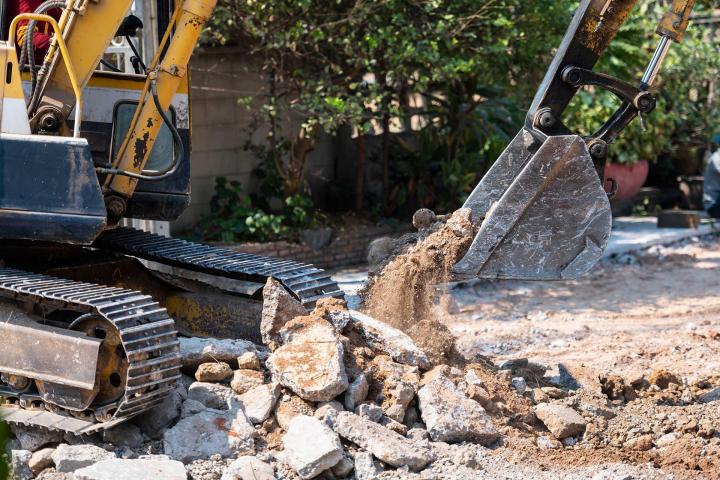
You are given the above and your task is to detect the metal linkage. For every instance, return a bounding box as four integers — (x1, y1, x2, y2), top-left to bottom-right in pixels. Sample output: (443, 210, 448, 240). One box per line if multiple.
(96, 228, 344, 306)
(0, 268, 181, 435)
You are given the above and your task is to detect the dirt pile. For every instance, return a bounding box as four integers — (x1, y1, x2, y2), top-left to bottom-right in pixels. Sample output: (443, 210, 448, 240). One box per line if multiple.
(362, 209, 475, 365)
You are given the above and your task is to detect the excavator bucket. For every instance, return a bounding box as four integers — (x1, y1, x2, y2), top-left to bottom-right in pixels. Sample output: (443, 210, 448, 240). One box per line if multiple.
(453, 130, 612, 280)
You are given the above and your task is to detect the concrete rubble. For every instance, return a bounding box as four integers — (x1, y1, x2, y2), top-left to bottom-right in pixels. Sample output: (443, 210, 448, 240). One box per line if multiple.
(7, 271, 720, 480)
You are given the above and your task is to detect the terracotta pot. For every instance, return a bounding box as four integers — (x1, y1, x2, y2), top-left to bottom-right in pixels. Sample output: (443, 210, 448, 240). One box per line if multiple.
(603, 160, 649, 201)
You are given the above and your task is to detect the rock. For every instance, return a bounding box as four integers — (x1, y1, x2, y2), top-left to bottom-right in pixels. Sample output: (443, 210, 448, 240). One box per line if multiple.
(73, 458, 187, 480)
(11, 426, 64, 451)
(367, 237, 396, 270)
(282, 415, 343, 479)
(466, 384, 496, 412)
(356, 403, 384, 423)
(648, 369, 682, 389)
(331, 411, 431, 470)
(11, 449, 33, 480)
(29, 447, 55, 475)
(102, 423, 144, 449)
(352, 452, 384, 480)
(418, 376, 499, 445)
(195, 362, 233, 382)
(36, 473, 75, 480)
(626, 434, 654, 451)
(188, 381, 235, 410)
(237, 352, 261, 371)
(344, 374, 369, 411)
(656, 432, 678, 447)
(180, 337, 257, 368)
(315, 401, 344, 423)
(412, 208, 437, 230)
(241, 383, 281, 424)
(221, 456, 275, 480)
(541, 387, 568, 399)
(698, 387, 720, 403)
(534, 404, 586, 439)
(313, 297, 352, 332)
(231, 369, 265, 395)
(181, 398, 207, 418)
(403, 406, 419, 429)
(371, 356, 420, 422)
(536, 435, 560, 450)
(52, 444, 116, 473)
(163, 407, 256, 463)
(266, 318, 348, 402)
(349, 311, 430, 370)
(332, 454, 354, 477)
(132, 386, 184, 439)
(380, 416, 408, 435)
(406, 428, 429, 441)
(512, 377, 527, 395)
(275, 395, 315, 430)
(261, 278, 308, 347)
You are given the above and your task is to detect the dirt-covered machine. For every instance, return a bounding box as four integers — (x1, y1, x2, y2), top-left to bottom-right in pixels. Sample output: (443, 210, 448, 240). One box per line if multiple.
(0, 0, 698, 434)
(0, 0, 342, 434)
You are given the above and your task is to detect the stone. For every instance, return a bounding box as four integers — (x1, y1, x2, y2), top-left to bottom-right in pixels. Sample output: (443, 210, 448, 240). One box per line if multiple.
(179, 337, 257, 368)
(344, 373, 369, 411)
(11, 449, 33, 480)
(282, 415, 343, 479)
(352, 452, 384, 480)
(275, 395, 315, 430)
(380, 416, 408, 435)
(231, 369, 265, 395)
(237, 352, 261, 371)
(102, 422, 144, 449)
(698, 387, 720, 403)
(181, 398, 207, 418)
(331, 411, 431, 470)
(412, 208, 437, 230)
(313, 297, 352, 332)
(626, 434, 654, 451)
(418, 375, 499, 445)
(11, 426, 64, 451)
(73, 458, 187, 480)
(536, 435, 561, 450)
(261, 278, 308, 347)
(266, 318, 348, 402)
(240, 383, 281, 424)
(29, 447, 55, 475)
(534, 403, 587, 439)
(371, 355, 420, 423)
(163, 407, 256, 463)
(648, 369, 683, 390)
(188, 381, 235, 410)
(51, 444, 116, 473)
(406, 428, 429, 441)
(512, 377, 527, 395)
(356, 403, 384, 423)
(315, 401, 344, 423)
(656, 432, 678, 447)
(332, 454, 354, 477)
(349, 311, 431, 370)
(195, 362, 233, 382)
(466, 384, 496, 412)
(221, 456, 275, 480)
(132, 386, 184, 439)
(35, 474, 74, 480)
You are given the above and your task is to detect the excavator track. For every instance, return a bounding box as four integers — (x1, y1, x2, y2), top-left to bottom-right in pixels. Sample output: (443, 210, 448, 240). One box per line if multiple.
(0, 268, 181, 435)
(95, 227, 344, 305)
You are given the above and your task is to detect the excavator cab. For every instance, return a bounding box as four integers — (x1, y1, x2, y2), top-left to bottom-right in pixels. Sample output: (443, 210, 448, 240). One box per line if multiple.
(0, 0, 192, 245)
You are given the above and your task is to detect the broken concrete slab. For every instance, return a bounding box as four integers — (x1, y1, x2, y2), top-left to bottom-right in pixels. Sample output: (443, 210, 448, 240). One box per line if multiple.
(267, 318, 348, 402)
(240, 383, 281, 424)
(163, 407, 256, 463)
(11, 426, 63, 452)
(230, 369, 265, 395)
(275, 395, 315, 430)
(344, 373, 369, 411)
(179, 337, 257, 369)
(353, 452, 384, 480)
(73, 458, 187, 480)
(371, 355, 420, 423)
(331, 411, 431, 470)
(132, 387, 184, 439)
(29, 447, 55, 475)
(237, 351, 261, 371)
(534, 403, 587, 439)
(11, 449, 32, 480)
(282, 415, 343, 479)
(221, 456, 275, 480)
(418, 375, 499, 445)
(350, 311, 431, 370)
(51, 444, 116, 473)
(188, 381, 235, 410)
(261, 278, 308, 348)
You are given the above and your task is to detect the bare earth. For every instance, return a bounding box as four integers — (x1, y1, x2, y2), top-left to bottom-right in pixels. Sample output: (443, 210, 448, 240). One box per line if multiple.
(442, 233, 720, 479)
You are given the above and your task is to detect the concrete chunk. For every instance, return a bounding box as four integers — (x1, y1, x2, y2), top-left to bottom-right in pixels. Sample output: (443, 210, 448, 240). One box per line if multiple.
(195, 362, 233, 382)
(73, 458, 187, 480)
(534, 403, 587, 439)
(179, 337, 257, 368)
(241, 383, 281, 424)
(221, 456, 275, 480)
(350, 311, 430, 369)
(331, 411, 430, 470)
(51, 444, 116, 473)
(282, 415, 343, 479)
(261, 278, 308, 348)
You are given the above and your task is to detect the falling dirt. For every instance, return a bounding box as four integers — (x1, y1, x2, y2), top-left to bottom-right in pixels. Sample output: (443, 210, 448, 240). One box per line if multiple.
(362, 209, 475, 365)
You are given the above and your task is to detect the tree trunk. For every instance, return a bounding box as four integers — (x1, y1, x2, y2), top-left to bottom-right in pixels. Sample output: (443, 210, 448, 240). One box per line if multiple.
(355, 135, 366, 211)
(284, 124, 319, 197)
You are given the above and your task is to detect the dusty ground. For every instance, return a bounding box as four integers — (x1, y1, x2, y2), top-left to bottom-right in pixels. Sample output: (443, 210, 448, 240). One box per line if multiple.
(443, 233, 720, 479)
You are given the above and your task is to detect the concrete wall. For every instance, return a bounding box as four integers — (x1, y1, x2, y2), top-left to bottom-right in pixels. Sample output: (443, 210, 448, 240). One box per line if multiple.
(172, 47, 339, 233)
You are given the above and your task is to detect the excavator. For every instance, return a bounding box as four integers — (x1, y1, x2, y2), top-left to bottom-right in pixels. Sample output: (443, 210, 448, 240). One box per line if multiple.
(0, 0, 697, 435)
